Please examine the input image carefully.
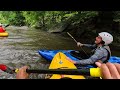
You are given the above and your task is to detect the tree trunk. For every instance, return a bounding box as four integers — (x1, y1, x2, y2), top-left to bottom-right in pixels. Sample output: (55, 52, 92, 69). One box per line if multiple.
(52, 12, 56, 24)
(42, 15, 45, 27)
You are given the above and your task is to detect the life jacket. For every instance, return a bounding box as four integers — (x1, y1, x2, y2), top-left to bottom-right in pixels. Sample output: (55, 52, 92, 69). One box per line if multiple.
(0, 27, 5, 32)
(91, 45, 111, 67)
(91, 45, 111, 61)
(102, 45, 111, 63)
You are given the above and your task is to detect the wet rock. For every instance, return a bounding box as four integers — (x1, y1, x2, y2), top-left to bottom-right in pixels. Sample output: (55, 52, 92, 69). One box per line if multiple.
(6, 26, 29, 30)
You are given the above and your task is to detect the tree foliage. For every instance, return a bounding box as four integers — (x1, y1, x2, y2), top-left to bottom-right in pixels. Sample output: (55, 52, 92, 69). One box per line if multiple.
(0, 11, 120, 31)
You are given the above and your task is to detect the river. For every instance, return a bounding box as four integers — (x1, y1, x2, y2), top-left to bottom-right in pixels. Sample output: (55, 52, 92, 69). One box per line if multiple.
(0, 26, 120, 79)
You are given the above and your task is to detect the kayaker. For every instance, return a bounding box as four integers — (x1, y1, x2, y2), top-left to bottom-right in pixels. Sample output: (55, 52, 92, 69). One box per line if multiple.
(67, 32, 113, 67)
(0, 23, 6, 32)
(16, 62, 120, 79)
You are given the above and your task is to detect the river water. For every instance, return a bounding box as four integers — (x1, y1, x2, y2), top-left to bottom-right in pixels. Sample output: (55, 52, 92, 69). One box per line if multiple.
(0, 26, 81, 79)
(0, 26, 120, 79)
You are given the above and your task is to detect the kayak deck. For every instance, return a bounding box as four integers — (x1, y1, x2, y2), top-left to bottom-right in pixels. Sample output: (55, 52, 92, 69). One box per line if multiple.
(49, 52, 85, 79)
(0, 32, 9, 37)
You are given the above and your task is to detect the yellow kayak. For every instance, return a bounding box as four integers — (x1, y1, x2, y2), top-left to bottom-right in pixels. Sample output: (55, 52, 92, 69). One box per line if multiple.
(49, 52, 85, 79)
(0, 32, 9, 37)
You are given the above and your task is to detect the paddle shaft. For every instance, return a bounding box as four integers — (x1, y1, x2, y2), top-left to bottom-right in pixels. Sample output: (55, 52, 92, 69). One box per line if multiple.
(26, 69, 89, 75)
(0, 65, 101, 77)
(1, 66, 101, 77)
(25, 68, 101, 77)
(67, 32, 89, 57)
(67, 32, 77, 43)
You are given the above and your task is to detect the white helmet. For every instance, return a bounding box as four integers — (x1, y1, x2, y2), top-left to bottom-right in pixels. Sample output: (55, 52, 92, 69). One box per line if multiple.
(99, 32, 113, 45)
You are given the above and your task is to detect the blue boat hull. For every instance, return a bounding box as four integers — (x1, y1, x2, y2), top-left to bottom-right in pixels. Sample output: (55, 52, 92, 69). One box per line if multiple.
(38, 50, 79, 61)
(38, 50, 120, 68)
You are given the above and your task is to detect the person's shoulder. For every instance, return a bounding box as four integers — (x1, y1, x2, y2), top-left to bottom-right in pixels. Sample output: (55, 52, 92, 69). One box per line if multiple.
(100, 46, 106, 50)
(95, 48, 104, 54)
(96, 47, 106, 53)
(99, 47, 108, 54)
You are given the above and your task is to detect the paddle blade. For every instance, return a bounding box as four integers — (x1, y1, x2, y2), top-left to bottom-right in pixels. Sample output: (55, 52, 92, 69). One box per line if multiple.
(0, 64, 7, 71)
(0, 64, 14, 74)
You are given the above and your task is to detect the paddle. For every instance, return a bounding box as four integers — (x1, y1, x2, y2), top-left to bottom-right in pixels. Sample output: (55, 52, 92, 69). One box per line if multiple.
(67, 32, 89, 57)
(4, 25, 9, 28)
(1, 24, 9, 28)
(0, 64, 102, 77)
(67, 32, 77, 43)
